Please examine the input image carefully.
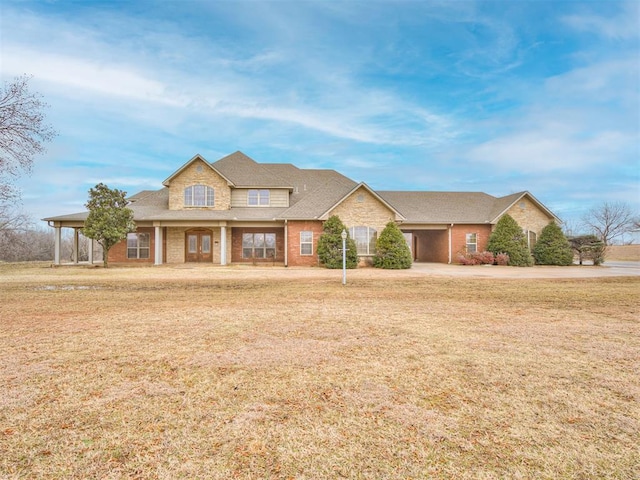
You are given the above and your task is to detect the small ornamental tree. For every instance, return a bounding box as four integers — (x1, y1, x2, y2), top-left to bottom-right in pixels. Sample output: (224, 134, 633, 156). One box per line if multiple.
(373, 221, 412, 269)
(317, 215, 358, 269)
(486, 214, 533, 266)
(569, 234, 606, 266)
(82, 183, 135, 267)
(532, 222, 574, 265)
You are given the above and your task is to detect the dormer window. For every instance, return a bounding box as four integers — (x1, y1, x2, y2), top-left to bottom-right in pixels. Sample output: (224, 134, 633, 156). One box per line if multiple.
(184, 185, 214, 207)
(248, 189, 270, 206)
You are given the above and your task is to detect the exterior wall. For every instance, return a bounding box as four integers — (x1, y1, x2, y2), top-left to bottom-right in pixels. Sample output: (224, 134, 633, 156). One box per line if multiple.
(230, 188, 289, 208)
(231, 227, 285, 263)
(287, 220, 324, 267)
(166, 227, 187, 263)
(403, 229, 449, 263)
(163, 226, 230, 264)
(167, 158, 231, 210)
(328, 187, 396, 265)
(328, 187, 396, 232)
(504, 196, 552, 237)
(451, 224, 493, 260)
(108, 227, 155, 264)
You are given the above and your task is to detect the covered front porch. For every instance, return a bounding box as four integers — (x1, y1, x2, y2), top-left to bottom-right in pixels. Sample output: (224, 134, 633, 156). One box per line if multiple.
(48, 220, 291, 266)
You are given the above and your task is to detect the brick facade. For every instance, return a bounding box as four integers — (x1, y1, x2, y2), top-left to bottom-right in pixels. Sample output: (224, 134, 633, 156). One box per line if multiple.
(231, 227, 285, 264)
(451, 224, 493, 262)
(287, 220, 324, 267)
(108, 227, 156, 264)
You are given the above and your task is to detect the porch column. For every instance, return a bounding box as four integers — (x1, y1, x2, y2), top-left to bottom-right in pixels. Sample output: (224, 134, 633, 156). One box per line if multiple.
(54, 226, 61, 265)
(154, 226, 163, 266)
(88, 237, 94, 264)
(73, 228, 79, 264)
(220, 225, 227, 265)
(284, 220, 288, 267)
(448, 224, 453, 264)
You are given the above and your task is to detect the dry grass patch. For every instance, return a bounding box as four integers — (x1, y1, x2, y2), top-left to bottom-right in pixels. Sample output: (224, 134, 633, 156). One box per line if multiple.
(1, 263, 638, 479)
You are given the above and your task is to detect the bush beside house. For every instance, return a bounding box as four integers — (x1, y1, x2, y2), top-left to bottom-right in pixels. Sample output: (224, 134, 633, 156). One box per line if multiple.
(533, 222, 574, 265)
(486, 214, 533, 267)
(373, 222, 412, 269)
(317, 215, 358, 269)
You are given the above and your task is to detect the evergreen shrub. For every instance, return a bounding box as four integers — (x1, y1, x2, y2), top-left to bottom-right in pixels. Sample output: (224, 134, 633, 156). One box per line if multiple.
(317, 215, 358, 269)
(486, 214, 533, 267)
(373, 222, 412, 269)
(532, 222, 574, 265)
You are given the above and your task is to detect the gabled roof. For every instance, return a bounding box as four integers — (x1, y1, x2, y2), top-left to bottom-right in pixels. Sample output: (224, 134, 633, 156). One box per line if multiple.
(319, 182, 406, 221)
(212, 151, 293, 189)
(378, 190, 559, 224)
(162, 154, 233, 187)
(43, 151, 559, 226)
(489, 191, 560, 223)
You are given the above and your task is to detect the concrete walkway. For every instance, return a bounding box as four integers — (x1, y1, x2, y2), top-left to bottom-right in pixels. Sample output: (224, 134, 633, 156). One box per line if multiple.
(409, 261, 640, 279)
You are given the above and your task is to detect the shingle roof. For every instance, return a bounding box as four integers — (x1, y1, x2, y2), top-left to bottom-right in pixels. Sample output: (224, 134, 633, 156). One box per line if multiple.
(212, 151, 292, 188)
(44, 152, 557, 225)
(378, 191, 500, 224)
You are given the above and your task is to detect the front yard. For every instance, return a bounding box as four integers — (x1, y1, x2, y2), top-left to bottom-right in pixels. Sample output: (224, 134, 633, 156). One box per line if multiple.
(1, 264, 638, 479)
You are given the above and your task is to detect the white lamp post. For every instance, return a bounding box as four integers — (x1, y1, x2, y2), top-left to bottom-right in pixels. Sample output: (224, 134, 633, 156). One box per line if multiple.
(341, 229, 347, 285)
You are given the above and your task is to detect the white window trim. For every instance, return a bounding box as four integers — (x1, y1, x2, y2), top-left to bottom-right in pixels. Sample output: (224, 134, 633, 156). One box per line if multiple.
(349, 226, 377, 256)
(466, 233, 478, 253)
(300, 231, 313, 256)
(127, 232, 150, 259)
(248, 189, 270, 206)
(184, 185, 214, 207)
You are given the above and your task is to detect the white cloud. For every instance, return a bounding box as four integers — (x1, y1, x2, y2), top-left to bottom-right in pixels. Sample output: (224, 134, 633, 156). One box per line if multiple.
(562, 1, 640, 40)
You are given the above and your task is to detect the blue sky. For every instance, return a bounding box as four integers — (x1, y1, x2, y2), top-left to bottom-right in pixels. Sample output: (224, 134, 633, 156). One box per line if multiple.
(2, 0, 638, 231)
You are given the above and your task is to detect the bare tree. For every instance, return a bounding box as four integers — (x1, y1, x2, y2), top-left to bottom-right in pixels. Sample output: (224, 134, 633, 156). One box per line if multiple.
(0, 75, 56, 204)
(582, 201, 637, 245)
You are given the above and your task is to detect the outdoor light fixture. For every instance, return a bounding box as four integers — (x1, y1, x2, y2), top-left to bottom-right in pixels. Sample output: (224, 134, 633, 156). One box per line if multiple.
(341, 229, 347, 285)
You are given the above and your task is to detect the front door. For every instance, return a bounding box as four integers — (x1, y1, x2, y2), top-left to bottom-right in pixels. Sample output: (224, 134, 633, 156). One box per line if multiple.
(186, 230, 212, 263)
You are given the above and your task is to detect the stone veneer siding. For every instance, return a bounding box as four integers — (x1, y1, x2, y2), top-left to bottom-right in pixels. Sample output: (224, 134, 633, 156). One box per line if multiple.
(504, 197, 552, 236)
(164, 226, 230, 264)
(286, 220, 324, 267)
(168, 158, 231, 211)
(328, 187, 396, 265)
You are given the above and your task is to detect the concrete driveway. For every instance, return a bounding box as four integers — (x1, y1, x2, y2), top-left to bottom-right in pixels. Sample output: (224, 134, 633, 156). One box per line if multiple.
(409, 261, 640, 279)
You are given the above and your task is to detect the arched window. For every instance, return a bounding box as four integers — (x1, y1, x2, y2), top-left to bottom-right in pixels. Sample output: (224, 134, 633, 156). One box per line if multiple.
(349, 226, 377, 255)
(184, 185, 214, 207)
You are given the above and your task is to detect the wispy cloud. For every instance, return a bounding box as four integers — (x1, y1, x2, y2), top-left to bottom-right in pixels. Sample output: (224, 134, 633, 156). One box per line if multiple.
(1, 0, 638, 226)
(562, 0, 640, 40)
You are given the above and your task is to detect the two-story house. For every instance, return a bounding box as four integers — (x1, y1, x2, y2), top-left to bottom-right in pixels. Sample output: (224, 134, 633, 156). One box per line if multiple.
(44, 151, 559, 266)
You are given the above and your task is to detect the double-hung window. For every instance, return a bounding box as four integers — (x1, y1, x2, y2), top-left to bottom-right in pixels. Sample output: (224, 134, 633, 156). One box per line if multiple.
(184, 185, 214, 207)
(349, 226, 377, 255)
(466, 233, 477, 253)
(127, 233, 150, 259)
(300, 231, 313, 255)
(248, 189, 270, 206)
